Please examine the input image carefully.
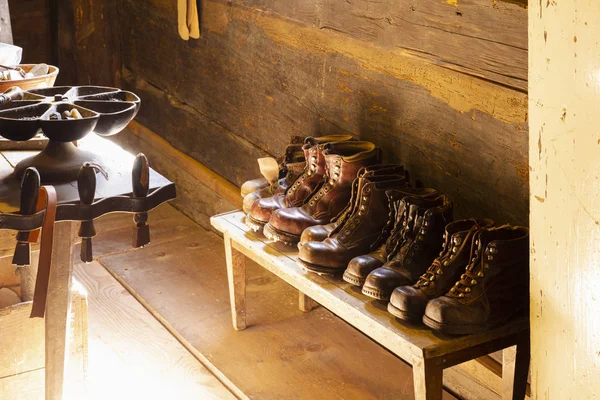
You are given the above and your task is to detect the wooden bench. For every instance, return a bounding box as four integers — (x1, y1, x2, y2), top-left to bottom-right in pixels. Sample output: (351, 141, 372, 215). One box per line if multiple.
(211, 211, 530, 400)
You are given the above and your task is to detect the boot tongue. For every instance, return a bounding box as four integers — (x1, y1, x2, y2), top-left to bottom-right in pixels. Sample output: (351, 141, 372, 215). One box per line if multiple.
(322, 142, 336, 155)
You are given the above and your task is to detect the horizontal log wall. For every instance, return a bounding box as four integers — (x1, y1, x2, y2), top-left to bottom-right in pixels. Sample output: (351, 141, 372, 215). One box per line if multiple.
(117, 0, 528, 225)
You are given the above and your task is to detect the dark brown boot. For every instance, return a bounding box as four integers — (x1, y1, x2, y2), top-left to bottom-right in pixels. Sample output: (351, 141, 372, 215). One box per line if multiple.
(298, 164, 407, 246)
(343, 188, 440, 287)
(362, 196, 453, 301)
(423, 225, 529, 335)
(387, 218, 494, 322)
(296, 175, 406, 274)
(242, 134, 353, 213)
(264, 141, 381, 244)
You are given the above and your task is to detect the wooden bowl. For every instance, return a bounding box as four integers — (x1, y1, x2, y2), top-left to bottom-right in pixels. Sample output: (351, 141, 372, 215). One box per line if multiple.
(0, 64, 59, 92)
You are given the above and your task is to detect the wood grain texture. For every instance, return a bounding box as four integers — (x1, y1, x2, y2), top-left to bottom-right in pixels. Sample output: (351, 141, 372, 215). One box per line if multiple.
(73, 261, 237, 400)
(108, 121, 240, 231)
(0, 369, 44, 400)
(118, 0, 529, 225)
(44, 221, 75, 400)
(55, 0, 121, 86)
(8, 0, 53, 63)
(98, 203, 502, 399)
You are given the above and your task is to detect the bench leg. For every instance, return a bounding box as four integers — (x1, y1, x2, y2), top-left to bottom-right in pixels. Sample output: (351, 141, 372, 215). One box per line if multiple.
(502, 338, 530, 400)
(298, 292, 317, 312)
(224, 234, 247, 330)
(413, 358, 443, 400)
(45, 221, 75, 400)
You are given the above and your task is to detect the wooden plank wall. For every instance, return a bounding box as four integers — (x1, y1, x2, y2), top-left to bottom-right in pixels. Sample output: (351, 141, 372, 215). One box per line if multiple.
(116, 0, 529, 225)
(8, 0, 529, 226)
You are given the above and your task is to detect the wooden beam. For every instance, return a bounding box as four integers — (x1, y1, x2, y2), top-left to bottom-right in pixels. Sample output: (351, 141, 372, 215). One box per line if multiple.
(126, 120, 241, 208)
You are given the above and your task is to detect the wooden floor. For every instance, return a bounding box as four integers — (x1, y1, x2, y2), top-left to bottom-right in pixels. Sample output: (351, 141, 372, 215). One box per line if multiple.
(73, 261, 236, 400)
(89, 204, 458, 400)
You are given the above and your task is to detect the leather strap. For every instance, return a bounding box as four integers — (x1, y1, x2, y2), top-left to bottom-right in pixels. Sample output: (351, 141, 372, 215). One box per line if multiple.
(30, 186, 58, 318)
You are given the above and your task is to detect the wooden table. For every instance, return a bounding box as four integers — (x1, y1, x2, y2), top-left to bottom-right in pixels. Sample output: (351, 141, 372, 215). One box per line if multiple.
(0, 134, 176, 400)
(211, 211, 530, 400)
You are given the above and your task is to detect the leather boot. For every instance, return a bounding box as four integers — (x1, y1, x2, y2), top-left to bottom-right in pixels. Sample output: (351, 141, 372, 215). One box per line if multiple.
(240, 135, 305, 198)
(298, 164, 407, 246)
(296, 175, 407, 274)
(343, 188, 440, 287)
(388, 218, 494, 322)
(246, 137, 338, 231)
(264, 141, 381, 244)
(362, 196, 453, 301)
(423, 225, 529, 335)
(242, 134, 354, 213)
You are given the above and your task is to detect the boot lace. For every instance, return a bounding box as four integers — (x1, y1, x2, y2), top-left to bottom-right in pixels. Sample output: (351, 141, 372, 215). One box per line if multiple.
(416, 225, 477, 287)
(448, 236, 485, 298)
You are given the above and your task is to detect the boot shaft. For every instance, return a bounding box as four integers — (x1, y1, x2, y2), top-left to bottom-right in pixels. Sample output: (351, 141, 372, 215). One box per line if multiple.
(415, 218, 495, 295)
(301, 141, 381, 217)
(333, 175, 407, 247)
(447, 225, 529, 305)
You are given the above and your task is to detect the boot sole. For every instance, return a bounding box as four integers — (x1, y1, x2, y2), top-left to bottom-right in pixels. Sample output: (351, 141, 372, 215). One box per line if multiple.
(263, 223, 301, 246)
(361, 285, 390, 301)
(421, 315, 500, 335)
(245, 215, 268, 232)
(342, 270, 366, 287)
(297, 258, 345, 276)
(387, 302, 423, 323)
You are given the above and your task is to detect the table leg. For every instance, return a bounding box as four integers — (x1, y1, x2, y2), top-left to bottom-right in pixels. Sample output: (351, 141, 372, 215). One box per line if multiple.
(45, 221, 75, 400)
(224, 234, 247, 330)
(413, 358, 443, 400)
(502, 337, 530, 400)
(298, 292, 317, 312)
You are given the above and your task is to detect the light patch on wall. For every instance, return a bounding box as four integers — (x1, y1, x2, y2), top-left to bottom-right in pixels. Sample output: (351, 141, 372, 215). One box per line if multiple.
(446, 0, 458, 6)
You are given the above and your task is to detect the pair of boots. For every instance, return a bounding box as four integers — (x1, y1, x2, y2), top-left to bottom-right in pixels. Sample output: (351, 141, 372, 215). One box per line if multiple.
(296, 166, 410, 273)
(246, 137, 392, 245)
(241, 135, 353, 214)
(388, 222, 529, 335)
(340, 192, 454, 301)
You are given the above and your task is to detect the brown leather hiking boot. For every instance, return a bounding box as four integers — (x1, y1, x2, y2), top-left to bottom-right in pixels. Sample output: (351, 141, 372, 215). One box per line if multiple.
(298, 164, 407, 246)
(246, 137, 344, 231)
(263, 141, 382, 244)
(240, 135, 305, 198)
(242, 134, 354, 213)
(343, 188, 440, 287)
(362, 196, 453, 301)
(388, 218, 494, 322)
(296, 175, 407, 274)
(423, 225, 529, 335)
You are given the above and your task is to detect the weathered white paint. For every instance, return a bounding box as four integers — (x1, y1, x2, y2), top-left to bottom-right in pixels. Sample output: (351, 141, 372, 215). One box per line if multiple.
(529, 1, 600, 398)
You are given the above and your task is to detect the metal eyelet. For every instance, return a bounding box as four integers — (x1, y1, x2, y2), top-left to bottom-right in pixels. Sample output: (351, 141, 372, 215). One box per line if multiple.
(436, 268, 443, 274)
(458, 293, 465, 298)
(477, 271, 484, 277)
(487, 255, 493, 260)
(471, 279, 477, 285)
(484, 264, 489, 269)
(443, 260, 449, 266)
(465, 288, 471, 293)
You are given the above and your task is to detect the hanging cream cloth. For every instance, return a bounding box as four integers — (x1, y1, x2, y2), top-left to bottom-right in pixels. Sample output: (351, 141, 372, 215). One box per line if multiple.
(178, 0, 200, 40)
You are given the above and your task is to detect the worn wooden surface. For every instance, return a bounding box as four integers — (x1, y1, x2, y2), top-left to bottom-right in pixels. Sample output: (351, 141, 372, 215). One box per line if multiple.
(8, 0, 53, 64)
(73, 261, 237, 400)
(97, 204, 460, 399)
(0, 289, 88, 399)
(113, 0, 529, 225)
(90, 202, 525, 399)
(109, 122, 240, 231)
